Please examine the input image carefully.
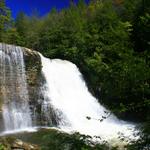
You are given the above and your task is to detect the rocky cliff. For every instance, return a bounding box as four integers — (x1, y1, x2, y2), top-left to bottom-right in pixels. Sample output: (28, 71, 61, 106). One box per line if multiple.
(0, 43, 43, 130)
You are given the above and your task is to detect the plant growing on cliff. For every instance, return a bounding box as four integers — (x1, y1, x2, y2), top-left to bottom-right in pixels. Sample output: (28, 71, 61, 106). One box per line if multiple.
(0, 144, 4, 150)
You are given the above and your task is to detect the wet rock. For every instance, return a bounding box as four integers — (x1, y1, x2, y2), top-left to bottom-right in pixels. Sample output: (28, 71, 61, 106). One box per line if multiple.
(0, 43, 44, 129)
(0, 137, 40, 150)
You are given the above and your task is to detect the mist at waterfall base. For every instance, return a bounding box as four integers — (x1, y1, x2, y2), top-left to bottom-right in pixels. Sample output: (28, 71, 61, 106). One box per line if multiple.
(0, 44, 138, 144)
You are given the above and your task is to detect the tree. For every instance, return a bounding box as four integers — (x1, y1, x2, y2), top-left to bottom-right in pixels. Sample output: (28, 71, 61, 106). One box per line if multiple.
(14, 12, 30, 46)
(132, 0, 150, 52)
(0, 0, 11, 41)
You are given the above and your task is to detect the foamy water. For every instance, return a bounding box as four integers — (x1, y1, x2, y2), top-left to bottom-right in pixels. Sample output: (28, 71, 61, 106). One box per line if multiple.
(39, 54, 138, 143)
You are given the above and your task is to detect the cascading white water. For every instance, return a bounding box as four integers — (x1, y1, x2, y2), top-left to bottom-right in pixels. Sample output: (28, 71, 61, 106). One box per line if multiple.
(0, 43, 137, 143)
(0, 43, 32, 131)
(39, 53, 137, 143)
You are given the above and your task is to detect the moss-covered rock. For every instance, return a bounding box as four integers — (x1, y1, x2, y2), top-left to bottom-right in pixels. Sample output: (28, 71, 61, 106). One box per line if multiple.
(5, 128, 111, 150)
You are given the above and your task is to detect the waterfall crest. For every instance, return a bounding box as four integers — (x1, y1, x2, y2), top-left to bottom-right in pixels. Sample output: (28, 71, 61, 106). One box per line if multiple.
(0, 43, 32, 131)
(39, 54, 136, 142)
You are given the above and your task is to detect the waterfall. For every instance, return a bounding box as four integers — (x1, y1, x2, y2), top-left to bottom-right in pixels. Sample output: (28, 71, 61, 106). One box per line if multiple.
(39, 54, 137, 142)
(0, 43, 137, 143)
(0, 43, 32, 132)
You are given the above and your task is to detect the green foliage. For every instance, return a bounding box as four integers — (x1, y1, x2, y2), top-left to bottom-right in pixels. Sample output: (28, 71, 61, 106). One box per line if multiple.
(0, 0, 11, 41)
(0, 0, 150, 148)
(132, 11, 150, 52)
(12, 129, 111, 150)
(0, 144, 4, 150)
(41, 131, 109, 150)
(1, 0, 149, 123)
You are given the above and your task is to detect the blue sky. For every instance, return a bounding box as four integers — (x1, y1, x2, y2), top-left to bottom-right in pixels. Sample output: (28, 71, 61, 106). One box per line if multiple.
(6, 0, 88, 18)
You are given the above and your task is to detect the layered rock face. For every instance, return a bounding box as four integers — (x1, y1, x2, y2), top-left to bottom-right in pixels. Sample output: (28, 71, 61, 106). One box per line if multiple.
(0, 43, 61, 133)
(23, 47, 43, 126)
(0, 43, 42, 131)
